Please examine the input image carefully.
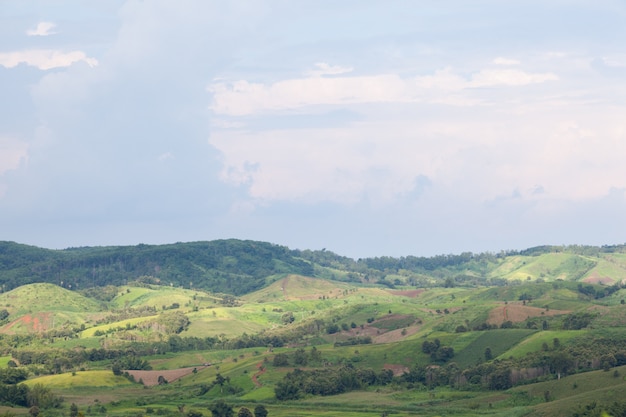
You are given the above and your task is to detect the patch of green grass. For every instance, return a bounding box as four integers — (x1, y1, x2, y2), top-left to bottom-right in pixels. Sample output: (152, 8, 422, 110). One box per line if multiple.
(503, 330, 581, 358)
(80, 315, 159, 337)
(0, 283, 101, 314)
(513, 365, 626, 417)
(453, 329, 536, 367)
(23, 370, 133, 388)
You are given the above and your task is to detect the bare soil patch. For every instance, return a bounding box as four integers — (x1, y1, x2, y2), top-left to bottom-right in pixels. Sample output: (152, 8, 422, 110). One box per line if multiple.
(387, 289, 424, 298)
(582, 273, 616, 285)
(487, 303, 569, 325)
(374, 324, 421, 343)
(2, 312, 53, 334)
(337, 314, 421, 344)
(125, 366, 207, 386)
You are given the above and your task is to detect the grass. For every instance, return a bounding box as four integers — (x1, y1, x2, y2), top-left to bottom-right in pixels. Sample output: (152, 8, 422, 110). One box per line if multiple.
(0, 283, 101, 314)
(512, 365, 626, 417)
(23, 370, 133, 388)
(503, 330, 581, 358)
(452, 329, 536, 367)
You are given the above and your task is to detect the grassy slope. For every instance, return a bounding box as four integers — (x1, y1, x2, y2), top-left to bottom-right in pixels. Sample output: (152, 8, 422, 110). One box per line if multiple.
(4, 268, 626, 416)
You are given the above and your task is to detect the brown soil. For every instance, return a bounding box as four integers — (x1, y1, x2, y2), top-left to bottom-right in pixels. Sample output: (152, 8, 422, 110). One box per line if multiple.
(387, 289, 424, 298)
(251, 362, 266, 387)
(487, 302, 569, 325)
(125, 366, 208, 386)
(2, 312, 53, 334)
(582, 273, 616, 285)
(373, 324, 421, 343)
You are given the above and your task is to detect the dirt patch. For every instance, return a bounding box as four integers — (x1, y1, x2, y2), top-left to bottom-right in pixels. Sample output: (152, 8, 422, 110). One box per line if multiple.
(335, 314, 421, 344)
(487, 303, 569, 325)
(387, 289, 424, 298)
(374, 324, 421, 344)
(125, 366, 207, 386)
(1, 312, 53, 334)
(582, 274, 616, 285)
(383, 364, 409, 377)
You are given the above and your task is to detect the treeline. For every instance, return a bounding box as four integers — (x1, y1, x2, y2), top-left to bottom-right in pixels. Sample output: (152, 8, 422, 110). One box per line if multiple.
(0, 240, 314, 295)
(2, 240, 626, 296)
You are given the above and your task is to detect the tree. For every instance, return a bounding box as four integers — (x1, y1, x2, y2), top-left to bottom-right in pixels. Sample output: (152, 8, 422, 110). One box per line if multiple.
(237, 407, 253, 417)
(214, 373, 229, 393)
(293, 348, 308, 366)
(281, 312, 294, 325)
(484, 347, 493, 361)
(70, 403, 79, 417)
(209, 400, 233, 417)
(272, 353, 289, 367)
(309, 346, 321, 362)
(253, 405, 268, 417)
(549, 351, 574, 380)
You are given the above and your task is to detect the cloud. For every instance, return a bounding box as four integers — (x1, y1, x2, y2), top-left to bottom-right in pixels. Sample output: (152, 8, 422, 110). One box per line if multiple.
(0, 49, 98, 70)
(602, 54, 626, 68)
(209, 73, 409, 116)
(305, 62, 354, 77)
(0, 137, 28, 175)
(26, 22, 57, 36)
(209, 66, 559, 115)
(493, 57, 520, 66)
(209, 96, 626, 210)
(0, 136, 29, 198)
(469, 69, 558, 87)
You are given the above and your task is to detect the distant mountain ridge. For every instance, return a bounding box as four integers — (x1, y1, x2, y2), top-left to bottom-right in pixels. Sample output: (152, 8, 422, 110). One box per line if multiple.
(1, 240, 625, 295)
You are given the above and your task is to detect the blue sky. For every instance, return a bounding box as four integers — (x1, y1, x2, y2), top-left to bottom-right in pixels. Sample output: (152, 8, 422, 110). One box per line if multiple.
(1, 1, 625, 258)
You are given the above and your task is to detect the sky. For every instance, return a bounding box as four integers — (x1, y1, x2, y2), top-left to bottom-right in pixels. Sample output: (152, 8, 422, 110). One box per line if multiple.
(1, 1, 626, 259)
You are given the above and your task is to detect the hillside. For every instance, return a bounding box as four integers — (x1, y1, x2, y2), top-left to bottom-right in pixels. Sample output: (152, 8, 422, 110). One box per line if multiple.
(1, 241, 626, 415)
(0, 274, 625, 416)
(2, 241, 626, 298)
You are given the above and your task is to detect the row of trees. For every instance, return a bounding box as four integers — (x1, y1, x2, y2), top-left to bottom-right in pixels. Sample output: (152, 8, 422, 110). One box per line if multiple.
(274, 365, 394, 400)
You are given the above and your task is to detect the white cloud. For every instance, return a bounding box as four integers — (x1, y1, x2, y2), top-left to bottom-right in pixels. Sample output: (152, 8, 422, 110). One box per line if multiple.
(209, 73, 409, 116)
(469, 69, 558, 87)
(493, 57, 520, 66)
(209, 66, 559, 115)
(209, 98, 626, 209)
(0, 137, 28, 197)
(0, 49, 98, 70)
(305, 62, 354, 77)
(158, 152, 174, 161)
(26, 22, 57, 36)
(0, 137, 28, 175)
(602, 54, 626, 68)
